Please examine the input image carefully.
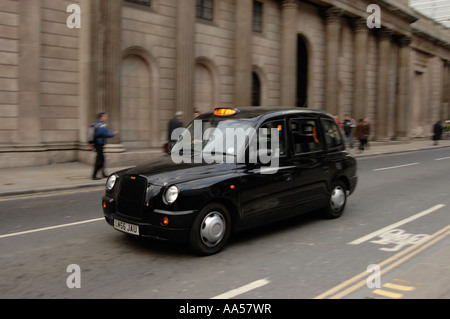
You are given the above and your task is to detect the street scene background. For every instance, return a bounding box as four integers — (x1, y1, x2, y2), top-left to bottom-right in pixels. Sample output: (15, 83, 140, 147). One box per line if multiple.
(0, 0, 450, 301)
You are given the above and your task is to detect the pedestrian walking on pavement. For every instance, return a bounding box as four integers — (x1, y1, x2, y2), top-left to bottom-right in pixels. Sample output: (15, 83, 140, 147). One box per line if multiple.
(356, 118, 370, 152)
(363, 117, 371, 149)
(433, 120, 443, 145)
(92, 113, 119, 180)
(343, 114, 356, 150)
(334, 114, 343, 130)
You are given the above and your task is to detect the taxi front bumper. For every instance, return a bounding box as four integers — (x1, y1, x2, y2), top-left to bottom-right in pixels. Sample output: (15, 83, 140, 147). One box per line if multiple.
(102, 195, 196, 243)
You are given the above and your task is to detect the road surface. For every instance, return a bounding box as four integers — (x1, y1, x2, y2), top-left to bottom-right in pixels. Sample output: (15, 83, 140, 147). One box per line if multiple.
(1, 148, 449, 300)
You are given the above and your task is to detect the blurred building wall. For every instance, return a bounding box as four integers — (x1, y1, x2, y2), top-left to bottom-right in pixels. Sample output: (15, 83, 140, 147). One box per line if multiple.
(0, 0, 449, 168)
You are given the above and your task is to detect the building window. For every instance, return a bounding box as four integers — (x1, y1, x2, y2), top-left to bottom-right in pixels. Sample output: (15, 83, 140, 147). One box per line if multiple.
(125, 0, 151, 6)
(197, 0, 213, 21)
(253, 1, 263, 33)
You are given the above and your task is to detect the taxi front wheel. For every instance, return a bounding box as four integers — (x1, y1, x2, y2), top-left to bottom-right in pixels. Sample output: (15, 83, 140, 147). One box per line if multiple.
(189, 203, 231, 256)
(323, 180, 347, 219)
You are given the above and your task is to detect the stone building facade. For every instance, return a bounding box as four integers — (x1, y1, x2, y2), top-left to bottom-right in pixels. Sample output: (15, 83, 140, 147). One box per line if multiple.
(0, 0, 449, 168)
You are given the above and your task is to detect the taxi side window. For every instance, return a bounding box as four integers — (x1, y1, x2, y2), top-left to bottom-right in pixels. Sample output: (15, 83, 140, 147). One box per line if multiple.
(259, 120, 286, 156)
(290, 119, 323, 154)
(322, 119, 344, 150)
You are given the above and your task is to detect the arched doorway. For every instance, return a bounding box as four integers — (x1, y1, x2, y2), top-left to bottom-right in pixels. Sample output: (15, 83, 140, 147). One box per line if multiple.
(297, 35, 309, 108)
(195, 63, 214, 114)
(252, 72, 261, 106)
(195, 58, 219, 115)
(120, 55, 152, 149)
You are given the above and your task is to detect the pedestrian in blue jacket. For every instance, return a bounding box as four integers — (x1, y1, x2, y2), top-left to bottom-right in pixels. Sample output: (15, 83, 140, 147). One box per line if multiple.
(92, 113, 119, 180)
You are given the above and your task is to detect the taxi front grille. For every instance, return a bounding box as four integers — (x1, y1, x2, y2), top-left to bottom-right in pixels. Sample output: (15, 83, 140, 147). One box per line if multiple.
(117, 176, 147, 220)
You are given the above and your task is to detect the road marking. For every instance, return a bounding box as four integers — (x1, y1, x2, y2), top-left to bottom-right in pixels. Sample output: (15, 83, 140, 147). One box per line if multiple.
(315, 224, 450, 299)
(211, 278, 270, 299)
(372, 289, 403, 299)
(348, 204, 446, 245)
(370, 229, 430, 252)
(435, 157, 450, 161)
(373, 162, 419, 171)
(383, 282, 415, 292)
(0, 218, 104, 239)
(0, 187, 104, 202)
(371, 282, 416, 299)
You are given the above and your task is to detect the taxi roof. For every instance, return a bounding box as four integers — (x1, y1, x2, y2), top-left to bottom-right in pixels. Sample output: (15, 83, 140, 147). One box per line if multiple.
(201, 107, 334, 120)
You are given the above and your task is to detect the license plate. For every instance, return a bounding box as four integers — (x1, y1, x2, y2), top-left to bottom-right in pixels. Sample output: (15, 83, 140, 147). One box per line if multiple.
(114, 219, 140, 236)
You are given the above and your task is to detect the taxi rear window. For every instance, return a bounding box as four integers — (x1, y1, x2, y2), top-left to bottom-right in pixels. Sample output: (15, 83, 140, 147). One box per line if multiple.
(290, 119, 323, 154)
(322, 119, 344, 150)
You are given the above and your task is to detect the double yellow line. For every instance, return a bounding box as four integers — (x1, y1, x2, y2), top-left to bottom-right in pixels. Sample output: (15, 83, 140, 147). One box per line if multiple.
(315, 224, 450, 299)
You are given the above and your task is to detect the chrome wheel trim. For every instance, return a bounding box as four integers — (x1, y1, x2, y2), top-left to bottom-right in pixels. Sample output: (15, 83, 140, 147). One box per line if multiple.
(330, 186, 346, 212)
(200, 211, 226, 248)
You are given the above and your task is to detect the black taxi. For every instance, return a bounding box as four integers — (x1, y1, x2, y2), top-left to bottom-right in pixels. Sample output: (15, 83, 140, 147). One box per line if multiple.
(102, 107, 357, 255)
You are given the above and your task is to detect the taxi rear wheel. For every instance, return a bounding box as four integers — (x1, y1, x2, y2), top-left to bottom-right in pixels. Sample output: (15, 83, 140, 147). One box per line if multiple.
(323, 180, 347, 219)
(189, 203, 231, 256)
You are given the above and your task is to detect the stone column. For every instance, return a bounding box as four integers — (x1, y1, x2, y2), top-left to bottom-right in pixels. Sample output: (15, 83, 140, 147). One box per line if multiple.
(352, 18, 368, 122)
(324, 7, 342, 115)
(176, 0, 196, 121)
(235, 0, 253, 107)
(101, 0, 122, 140)
(443, 60, 450, 121)
(375, 29, 392, 140)
(280, 0, 299, 107)
(395, 36, 412, 139)
(80, 0, 100, 143)
(18, 0, 41, 145)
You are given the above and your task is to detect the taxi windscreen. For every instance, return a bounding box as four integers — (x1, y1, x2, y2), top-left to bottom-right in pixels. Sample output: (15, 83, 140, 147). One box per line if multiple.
(172, 118, 254, 158)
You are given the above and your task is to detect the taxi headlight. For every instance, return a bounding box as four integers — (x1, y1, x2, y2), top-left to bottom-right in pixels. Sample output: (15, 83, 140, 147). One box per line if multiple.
(106, 175, 117, 191)
(164, 185, 179, 205)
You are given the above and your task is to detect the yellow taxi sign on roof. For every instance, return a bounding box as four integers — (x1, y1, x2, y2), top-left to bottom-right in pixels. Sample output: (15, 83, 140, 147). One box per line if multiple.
(214, 108, 238, 117)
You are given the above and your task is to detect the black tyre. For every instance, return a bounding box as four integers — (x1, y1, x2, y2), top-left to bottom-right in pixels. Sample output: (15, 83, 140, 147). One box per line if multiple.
(189, 203, 231, 256)
(323, 180, 347, 219)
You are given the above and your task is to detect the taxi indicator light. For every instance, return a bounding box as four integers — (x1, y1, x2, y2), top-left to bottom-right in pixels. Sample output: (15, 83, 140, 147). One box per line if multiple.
(214, 108, 238, 117)
(161, 217, 170, 226)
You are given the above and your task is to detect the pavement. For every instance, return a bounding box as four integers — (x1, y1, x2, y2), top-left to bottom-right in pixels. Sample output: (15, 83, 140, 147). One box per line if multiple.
(0, 138, 449, 299)
(1, 138, 449, 197)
